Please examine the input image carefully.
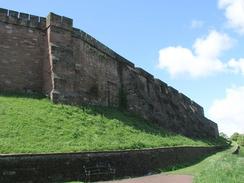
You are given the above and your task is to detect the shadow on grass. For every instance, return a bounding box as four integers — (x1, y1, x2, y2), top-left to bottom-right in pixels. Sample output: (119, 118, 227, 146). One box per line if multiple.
(79, 105, 230, 147)
(0, 91, 171, 140)
(83, 105, 171, 138)
(0, 91, 46, 99)
(0, 91, 229, 147)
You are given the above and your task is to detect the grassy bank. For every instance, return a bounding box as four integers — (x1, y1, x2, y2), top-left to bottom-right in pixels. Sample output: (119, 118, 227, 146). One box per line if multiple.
(168, 145, 244, 183)
(0, 93, 226, 154)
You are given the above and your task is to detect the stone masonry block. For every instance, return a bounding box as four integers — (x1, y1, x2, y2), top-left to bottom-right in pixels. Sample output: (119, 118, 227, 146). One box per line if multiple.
(19, 13, 29, 20)
(62, 16, 73, 30)
(47, 12, 62, 27)
(179, 93, 191, 104)
(72, 28, 81, 38)
(135, 67, 154, 80)
(115, 53, 134, 67)
(19, 13, 29, 26)
(9, 10, 18, 18)
(0, 8, 8, 22)
(39, 17, 46, 29)
(29, 15, 39, 27)
(8, 10, 18, 24)
(47, 12, 73, 30)
(168, 86, 179, 96)
(0, 8, 8, 16)
(50, 44, 59, 56)
(154, 79, 167, 88)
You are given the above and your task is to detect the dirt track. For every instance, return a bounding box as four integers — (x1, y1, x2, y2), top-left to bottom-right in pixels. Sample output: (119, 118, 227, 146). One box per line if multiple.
(99, 174, 193, 183)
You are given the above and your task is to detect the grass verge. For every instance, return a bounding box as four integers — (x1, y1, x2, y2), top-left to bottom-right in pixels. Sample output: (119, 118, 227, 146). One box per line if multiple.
(167, 145, 244, 183)
(0, 93, 226, 154)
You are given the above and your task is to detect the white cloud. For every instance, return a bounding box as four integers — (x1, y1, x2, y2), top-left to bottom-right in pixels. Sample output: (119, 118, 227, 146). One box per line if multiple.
(208, 86, 244, 136)
(158, 30, 233, 78)
(228, 58, 244, 75)
(219, 0, 244, 34)
(191, 20, 204, 29)
(194, 30, 232, 59)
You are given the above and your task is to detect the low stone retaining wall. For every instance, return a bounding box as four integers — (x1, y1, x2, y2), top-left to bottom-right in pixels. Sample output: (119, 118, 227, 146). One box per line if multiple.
(0, 146, 225, 183)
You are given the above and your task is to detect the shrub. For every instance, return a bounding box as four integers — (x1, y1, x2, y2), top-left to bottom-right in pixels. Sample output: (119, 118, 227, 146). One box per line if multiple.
(237, 135, 244, 146)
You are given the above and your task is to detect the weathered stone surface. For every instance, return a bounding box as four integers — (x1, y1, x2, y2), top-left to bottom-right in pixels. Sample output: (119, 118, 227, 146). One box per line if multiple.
(0, 146, 225, 182)
(0, 20, 46, 93)
(0, 8, 219, 138)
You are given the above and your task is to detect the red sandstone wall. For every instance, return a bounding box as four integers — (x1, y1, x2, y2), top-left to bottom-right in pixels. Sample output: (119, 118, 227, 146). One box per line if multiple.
(47, 13, 121, 106)
(0, 9, 47, 93)
(0, 9, 218, 138)
(72, 37, 120, 106)
(46, 13, 218, 138)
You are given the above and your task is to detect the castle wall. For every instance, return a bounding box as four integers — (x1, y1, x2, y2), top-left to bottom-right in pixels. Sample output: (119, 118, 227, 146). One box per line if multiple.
(46, 13, 218, 138)
(120, 64, 217, 137)
(0, 8, 47, 93)
(46, 13, 124, 107)
(0, 8, 219, 138)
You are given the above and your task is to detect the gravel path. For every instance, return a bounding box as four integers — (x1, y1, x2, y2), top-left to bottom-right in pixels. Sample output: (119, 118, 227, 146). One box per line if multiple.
(99, 174, 193, 183)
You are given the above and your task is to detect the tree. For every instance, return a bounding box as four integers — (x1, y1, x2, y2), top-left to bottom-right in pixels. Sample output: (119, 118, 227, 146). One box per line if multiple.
(219, 132, 231, 145)
(219, 132, 229, 140)
(230, 132, 240, 141)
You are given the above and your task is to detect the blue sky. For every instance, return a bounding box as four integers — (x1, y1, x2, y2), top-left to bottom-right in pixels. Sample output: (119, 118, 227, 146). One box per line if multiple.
(1, 0, 243, 136)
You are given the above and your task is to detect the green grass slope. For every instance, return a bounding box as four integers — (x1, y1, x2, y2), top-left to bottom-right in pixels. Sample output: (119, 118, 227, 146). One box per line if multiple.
(0, 93, 226, 154)
(168, 145, 244, 183)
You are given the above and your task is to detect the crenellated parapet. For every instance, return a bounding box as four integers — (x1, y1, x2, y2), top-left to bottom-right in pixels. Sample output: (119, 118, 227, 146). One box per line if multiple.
(69, 21, 205, 119)
(0, 8, 46, 29)
(46, 12, 73, 30)
(72, 27, 135, 67)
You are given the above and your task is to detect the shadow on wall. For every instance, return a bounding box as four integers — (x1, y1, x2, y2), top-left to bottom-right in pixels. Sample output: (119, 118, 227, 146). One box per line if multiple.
(0, 146, 227, 183)
(0, 91, 45, 99)
(79, 105, 228, 146)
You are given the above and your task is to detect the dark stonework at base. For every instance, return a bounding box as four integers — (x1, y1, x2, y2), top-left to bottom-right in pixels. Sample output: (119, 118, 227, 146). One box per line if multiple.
(0, 146, 225, 183)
